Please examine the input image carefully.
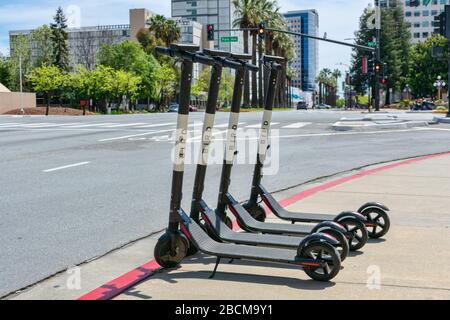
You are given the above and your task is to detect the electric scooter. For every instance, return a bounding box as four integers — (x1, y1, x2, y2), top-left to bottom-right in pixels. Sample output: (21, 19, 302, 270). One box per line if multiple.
(242, 59, 390, 242)
(154, 46, 342, 281)
(188, 50, 349, 261)
(212, 54, 366, 252)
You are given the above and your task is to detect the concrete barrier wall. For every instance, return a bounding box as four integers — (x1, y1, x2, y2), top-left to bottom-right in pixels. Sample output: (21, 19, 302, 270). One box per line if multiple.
(0, 92, 36, 114)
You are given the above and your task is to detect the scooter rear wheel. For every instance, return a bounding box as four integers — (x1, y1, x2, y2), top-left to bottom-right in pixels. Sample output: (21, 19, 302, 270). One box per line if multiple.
(243, 203, 266, 222)
(302, 242, 341, 281)
(338, 217, 368, 251)
(154, 232, 189, 268)
(360, 207, 390, 239)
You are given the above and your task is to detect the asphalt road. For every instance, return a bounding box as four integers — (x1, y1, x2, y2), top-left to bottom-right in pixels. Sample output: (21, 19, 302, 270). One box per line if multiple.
(0, 110, 449, 297)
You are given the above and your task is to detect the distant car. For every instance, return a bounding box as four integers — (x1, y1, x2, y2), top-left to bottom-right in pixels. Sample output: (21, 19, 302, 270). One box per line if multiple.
(317, 104, 332, 110)
(168, 104, 179, 113)
(189, 105, 198, 112)
(297, 101, 308, 110)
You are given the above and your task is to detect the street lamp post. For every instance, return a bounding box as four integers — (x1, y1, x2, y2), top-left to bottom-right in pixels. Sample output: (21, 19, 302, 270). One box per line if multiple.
(403, 84, 411, 101)
(434, 76, 446, 101)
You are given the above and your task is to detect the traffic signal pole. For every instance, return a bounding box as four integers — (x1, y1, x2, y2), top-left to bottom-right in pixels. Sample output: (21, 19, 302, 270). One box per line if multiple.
(374, 3, 381, 112)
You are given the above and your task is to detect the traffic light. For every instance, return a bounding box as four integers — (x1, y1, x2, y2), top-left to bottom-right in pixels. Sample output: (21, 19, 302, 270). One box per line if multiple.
(434, 5, 450, 39)
(374, 61, 382, 74)
(207, 24, 215, 41)
(380, 77, 386, 85)
(258, 22, 266, 40)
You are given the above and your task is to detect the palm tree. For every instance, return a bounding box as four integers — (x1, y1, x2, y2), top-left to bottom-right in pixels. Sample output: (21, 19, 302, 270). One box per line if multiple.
(148, 15, 181, 47)
(233, 0, 254, 107)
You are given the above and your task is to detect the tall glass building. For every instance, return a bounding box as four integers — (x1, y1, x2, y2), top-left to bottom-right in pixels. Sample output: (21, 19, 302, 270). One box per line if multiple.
(284, 10, 319, 92)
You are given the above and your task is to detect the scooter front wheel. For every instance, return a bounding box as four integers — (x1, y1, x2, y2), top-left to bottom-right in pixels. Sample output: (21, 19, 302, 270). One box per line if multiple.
(360, 207, 391, 239)
(337, 217, 368, 251)
(302, 242, 341, 282)
(154, 232, 189, 268)
(243, 202, 266, 222)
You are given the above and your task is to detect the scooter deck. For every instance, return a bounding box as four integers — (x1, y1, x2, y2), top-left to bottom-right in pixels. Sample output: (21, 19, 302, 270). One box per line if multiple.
(260, 184, 336, 223)
(226, 194, 316, 235)
(200, 201, 304, 248)
(180, 211, 307, 264)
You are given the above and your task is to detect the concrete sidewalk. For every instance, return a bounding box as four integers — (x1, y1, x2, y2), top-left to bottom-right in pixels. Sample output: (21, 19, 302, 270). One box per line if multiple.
(115, 153, 450, 300)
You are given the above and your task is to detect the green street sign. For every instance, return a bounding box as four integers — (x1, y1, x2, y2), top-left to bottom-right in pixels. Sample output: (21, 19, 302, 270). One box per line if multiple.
(368, 41, 377, 47)
(221, 36, 239, 43)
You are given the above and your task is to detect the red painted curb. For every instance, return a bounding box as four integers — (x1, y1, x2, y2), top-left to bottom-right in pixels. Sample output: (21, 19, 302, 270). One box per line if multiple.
(78, 152, 450, 300)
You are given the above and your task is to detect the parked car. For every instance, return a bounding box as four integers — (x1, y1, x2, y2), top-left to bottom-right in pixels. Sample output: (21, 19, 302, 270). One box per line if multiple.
(168, 103, 179, 113)
(317, 104, 332, 110)
(411, 100, 436, 111)
(297, 101, 308, 110)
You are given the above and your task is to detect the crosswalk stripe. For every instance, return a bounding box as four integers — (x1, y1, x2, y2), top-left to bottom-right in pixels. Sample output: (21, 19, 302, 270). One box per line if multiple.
(245, 122, 280, 129)
(64, 123, 117, 128)
(135, 122, 174, 128)
(101, 123, 147, 128)
(282, 122, 312, 129)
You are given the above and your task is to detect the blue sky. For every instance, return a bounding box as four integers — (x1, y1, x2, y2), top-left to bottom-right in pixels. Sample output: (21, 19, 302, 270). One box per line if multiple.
(0, 0, 371, 72)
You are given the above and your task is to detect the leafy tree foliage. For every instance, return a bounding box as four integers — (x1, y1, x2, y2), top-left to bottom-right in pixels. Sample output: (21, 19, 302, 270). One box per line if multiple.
(51, 7, 70, 71)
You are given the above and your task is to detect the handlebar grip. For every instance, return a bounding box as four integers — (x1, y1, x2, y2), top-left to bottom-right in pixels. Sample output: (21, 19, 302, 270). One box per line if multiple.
(244, 63, 259, 72)
(222, 58, 242, 69)
(192, 53, 216, 65)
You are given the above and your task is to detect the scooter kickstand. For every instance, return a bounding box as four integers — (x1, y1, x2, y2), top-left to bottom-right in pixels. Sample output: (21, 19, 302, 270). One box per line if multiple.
(209, 257, 222, 279)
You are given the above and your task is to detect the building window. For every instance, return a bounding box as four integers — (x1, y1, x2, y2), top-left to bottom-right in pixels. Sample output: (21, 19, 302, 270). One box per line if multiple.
(405, 11, 412, 17)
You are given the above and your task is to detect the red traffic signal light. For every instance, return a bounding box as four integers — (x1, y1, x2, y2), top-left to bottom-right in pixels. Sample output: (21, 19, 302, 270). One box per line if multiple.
(380, 78, 386, 85)
(207, 24, 215, 41)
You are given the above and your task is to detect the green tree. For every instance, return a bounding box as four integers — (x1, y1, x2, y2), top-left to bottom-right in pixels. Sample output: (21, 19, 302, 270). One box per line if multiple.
(31, 25, 54, 68)
(408, 34, 448, 98)
(351, 1, 411, 104)
(9, 35, 32, 91)
(51, 7, 70, 71)
(147, 15, 181, 47)
(0, 54, 11, 88)
(27, 64, 64, 115)
(154, 63, 177, 111)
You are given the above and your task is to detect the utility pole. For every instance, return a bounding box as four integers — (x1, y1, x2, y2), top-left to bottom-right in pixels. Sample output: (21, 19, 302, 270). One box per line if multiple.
(19, 53, 24, 114)
(374, 1, 381, 112)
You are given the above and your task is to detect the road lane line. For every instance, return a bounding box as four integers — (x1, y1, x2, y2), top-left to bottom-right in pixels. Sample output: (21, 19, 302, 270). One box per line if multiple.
(283, 122, 312, 129)
(102, 123, 147, 128)
(98, 129, 175, 142)
(43, 162, 91, 173)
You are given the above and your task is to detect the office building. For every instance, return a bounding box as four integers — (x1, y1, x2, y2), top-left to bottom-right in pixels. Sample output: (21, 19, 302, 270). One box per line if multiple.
(171, 0, 243, 52)
(402, 0, 450, 43)
(376, 0, 450, 43)
(284, 10, 319, 92)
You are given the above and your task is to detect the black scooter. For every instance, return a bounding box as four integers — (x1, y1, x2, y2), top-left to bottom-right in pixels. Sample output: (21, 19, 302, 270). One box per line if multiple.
(211, 55, 364, 251)
(242, 63, 390, 243)
(154, 46, 342, 281)
(189, 50, 349, 261)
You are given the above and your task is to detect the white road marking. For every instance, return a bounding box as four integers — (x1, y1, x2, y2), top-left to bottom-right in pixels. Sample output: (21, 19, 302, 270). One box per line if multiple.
(283, 122, 312, 129)
(135, 122, 174, 128)
(64, 123, 117, 128)
(43, 162, 91, 173)
(101, 123, 147, 128)
(215, 122, 247, 128)
(99, 128, 175, 142)
(245, 122, 280, 128)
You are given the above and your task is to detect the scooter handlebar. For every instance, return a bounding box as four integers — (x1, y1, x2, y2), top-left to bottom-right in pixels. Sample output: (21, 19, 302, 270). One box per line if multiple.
(155, 46, 216, 66)
(244, 62, 259, 72)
